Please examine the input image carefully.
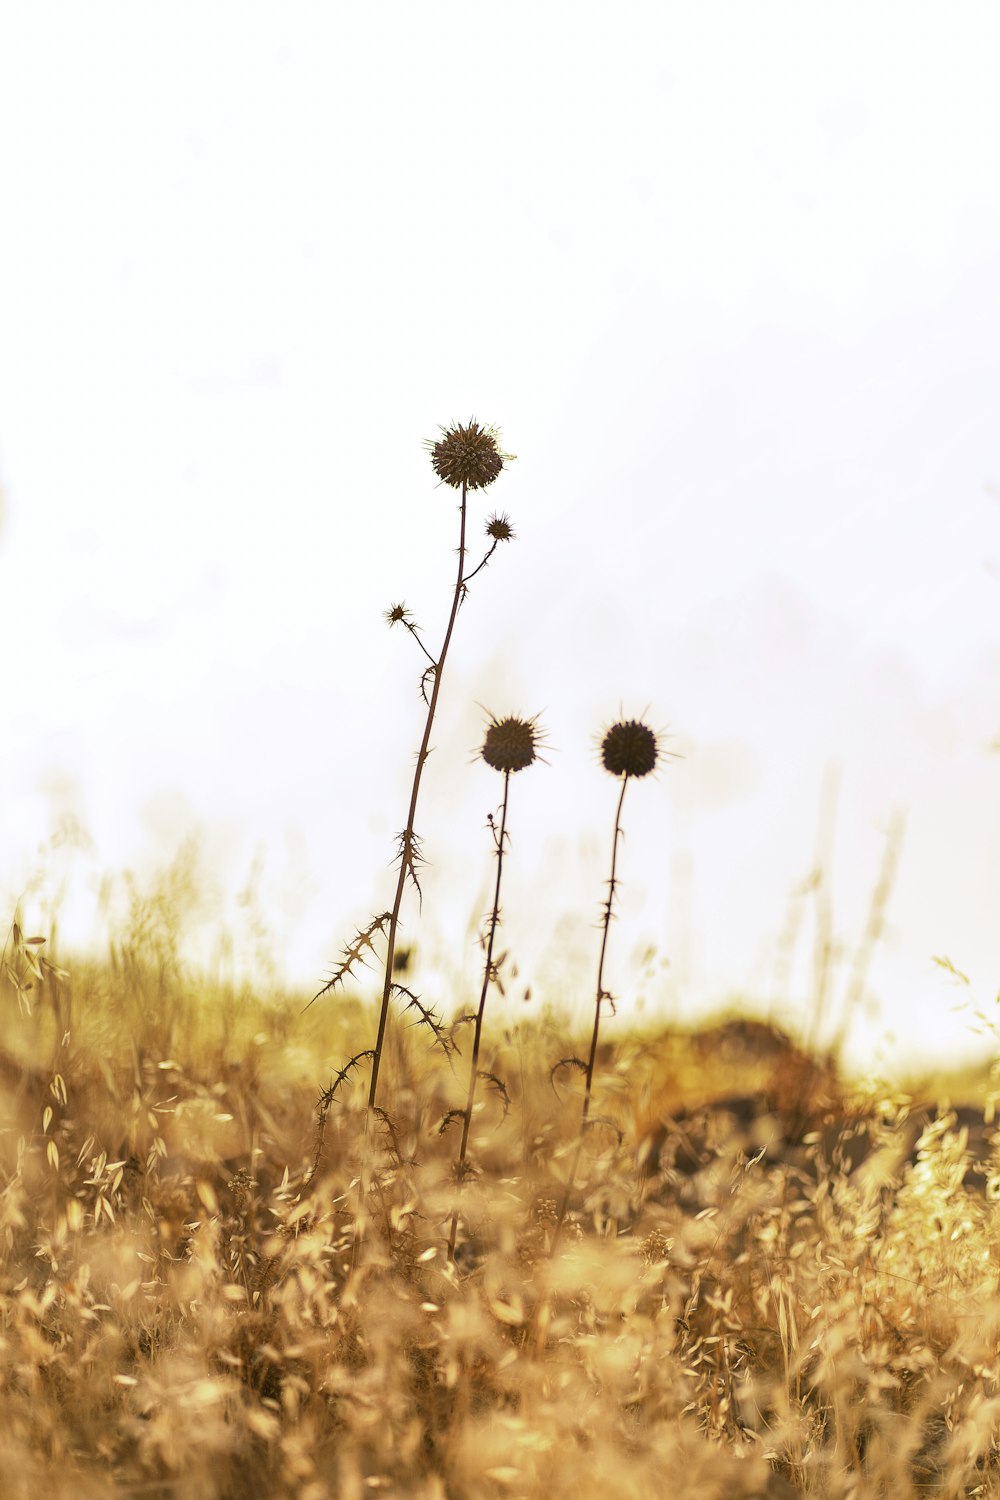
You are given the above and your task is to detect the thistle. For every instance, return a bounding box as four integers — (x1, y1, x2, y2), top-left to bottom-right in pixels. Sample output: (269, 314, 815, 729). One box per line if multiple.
(447, 713, 542, 1263)
(428, 419, 509, 491)
(309, 421, 514, 1256)
(551, 716, 664, 1252)
(481, 712, 537, 774)
(600, 718, 658, 779)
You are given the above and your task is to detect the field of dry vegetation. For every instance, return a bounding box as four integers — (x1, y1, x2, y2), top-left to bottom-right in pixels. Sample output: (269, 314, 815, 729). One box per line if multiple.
(3, 423, 999, 1498)
(3, 904, 1000, 1500)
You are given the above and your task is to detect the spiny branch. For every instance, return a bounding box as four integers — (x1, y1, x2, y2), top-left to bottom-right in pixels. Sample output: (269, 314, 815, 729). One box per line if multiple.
(439, 1108, 466, 1136)
(477, 1070, 510, 1123)
(419, 663, 437, 705)
(306, 912, 392, 1009)
(463, 540, 499, 585)
(372, 1106, 414, 1169)
(306, 1050, 375, 1187)
(394, 829, 426, 909)
(550, 1057, 588, 1100)
(392, 982, 456, 1059)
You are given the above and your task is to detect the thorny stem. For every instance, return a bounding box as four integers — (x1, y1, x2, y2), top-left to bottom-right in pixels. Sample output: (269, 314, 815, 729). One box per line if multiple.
(368, 482, 469, 1111)
(448, 770, 511, 1263)
(403, 618, 437, 667)
(462, 538, 499, 585)
(550, 773, 630, 1256)
(352, 483, 469, 1264)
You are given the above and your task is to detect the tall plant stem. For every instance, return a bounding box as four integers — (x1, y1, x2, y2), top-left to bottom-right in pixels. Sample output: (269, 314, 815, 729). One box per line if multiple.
(551, 773, 629, 1253)
(365, 481, 469, 1120)
(350, 486, 469, 1272)
(582, 774, 628, 1121)
(448, 770, 511, 1263)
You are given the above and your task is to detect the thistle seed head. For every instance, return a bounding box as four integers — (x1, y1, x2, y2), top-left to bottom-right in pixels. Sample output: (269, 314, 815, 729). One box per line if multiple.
(481, 714, 539, 774)
(601, 719, 658, 779)
(384, 602, 411, 627)
(485, 511, 515, 542)
(428, 419, 510, 491)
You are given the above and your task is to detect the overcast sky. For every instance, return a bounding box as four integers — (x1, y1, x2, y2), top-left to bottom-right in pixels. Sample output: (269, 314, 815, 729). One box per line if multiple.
(1, 3, 998, 1076)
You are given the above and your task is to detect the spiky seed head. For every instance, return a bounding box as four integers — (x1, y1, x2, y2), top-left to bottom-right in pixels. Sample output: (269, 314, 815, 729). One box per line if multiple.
(428, 419, 509, 491)
(485, 511, 515, 542)
(601, 719, 658, 778)
(384, 602, 411, 627)
(482, 714, 538, 774)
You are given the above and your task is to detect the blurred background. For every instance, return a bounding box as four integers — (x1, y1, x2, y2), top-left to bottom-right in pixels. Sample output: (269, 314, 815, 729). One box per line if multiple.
(0, 2, 997, 1077)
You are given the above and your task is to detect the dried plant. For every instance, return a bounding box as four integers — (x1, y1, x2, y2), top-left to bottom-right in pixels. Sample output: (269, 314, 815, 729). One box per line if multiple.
(551, 718, 663, 1252)
(2, 857, 1000, 1498)
(309, 421, 514, 1239)
(446, 712, 542, 1262)
(6, 413, 997, 1500)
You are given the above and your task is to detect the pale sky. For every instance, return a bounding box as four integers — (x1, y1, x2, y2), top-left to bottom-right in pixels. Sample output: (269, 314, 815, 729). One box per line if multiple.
(1, 3, 998, 1076)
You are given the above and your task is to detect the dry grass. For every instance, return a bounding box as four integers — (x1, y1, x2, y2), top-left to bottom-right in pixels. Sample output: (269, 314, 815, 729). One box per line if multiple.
(3, 424, 993, 1497)
(2, 923, 1000, 1500)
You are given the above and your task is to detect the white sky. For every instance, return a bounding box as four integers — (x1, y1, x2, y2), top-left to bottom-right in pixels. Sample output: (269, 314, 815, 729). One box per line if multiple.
(1, 3, 998, 1076)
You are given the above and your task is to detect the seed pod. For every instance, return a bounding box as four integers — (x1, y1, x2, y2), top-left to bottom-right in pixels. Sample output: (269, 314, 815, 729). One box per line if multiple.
(601, 719, 658, 779)
(485, 512, 515, 542)
(428, 420, 508, 491)
(482, 714, 539, 774)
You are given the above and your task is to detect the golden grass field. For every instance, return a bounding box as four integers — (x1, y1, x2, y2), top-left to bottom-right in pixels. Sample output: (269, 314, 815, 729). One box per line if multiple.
(3, 909, 1000, 1500)
(4, 428, 995, 1498)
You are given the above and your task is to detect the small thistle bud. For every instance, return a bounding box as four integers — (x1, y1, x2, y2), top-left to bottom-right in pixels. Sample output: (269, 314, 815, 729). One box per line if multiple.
(601, 719, 658, 779)
(428, 419, 510, 491)
(485, 511, 515, 543)
(384, 602, 411, 627)
(481, 714, 539, 774)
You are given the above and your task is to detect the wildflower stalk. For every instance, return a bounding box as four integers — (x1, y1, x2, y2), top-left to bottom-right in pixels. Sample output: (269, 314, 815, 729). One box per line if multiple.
(447, 769, 511, 1262)
(550, 776, 627, 1253)
(582, 774, 628, 1127)
(446, 712, 538, 1264)
(324, 421, 513, 1268)
(366, 480, 469, 1122)
(550, 719, 660, 1255)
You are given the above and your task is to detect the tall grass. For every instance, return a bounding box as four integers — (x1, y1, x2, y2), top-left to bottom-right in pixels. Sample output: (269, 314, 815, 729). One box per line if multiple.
(4, 922, 1000, 1499)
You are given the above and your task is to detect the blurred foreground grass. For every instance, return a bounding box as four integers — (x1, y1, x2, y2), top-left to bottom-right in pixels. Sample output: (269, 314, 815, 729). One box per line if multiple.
(2, 915, 1000, 1500)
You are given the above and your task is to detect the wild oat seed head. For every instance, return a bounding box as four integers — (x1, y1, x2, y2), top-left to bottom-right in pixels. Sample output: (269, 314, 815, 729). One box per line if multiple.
(481, 714, 539, 774)
(427, 419, 509, 491)
(601, 719, 658, 778)
(486, 512, 515, 542)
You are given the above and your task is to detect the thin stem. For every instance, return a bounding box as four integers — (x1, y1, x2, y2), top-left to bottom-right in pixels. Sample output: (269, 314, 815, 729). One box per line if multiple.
(448, 770, 511, 1263)
(366, 481, 468, 1118)
(463, 540, 498, 585)
(551, 773, 630, 1254)
(350, 484, 469, 1270)
(583, 774, 628, 1121)
(403, 618, 437, 667)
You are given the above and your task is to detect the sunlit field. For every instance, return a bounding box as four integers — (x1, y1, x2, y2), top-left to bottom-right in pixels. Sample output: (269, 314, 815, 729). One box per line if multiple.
(3, 895, 1000, 1500)
(3, 423, 997, 1500)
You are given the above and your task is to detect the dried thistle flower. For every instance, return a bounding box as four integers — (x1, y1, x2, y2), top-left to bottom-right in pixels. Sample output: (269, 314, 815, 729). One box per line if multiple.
(601, 719, 658, 779)
(549, 711, 665, 1262)
(428, 419, 510, 491)
(482, 713, 539, 774)
(384, 602, 412, 627)
(485, 512, 515, 543)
